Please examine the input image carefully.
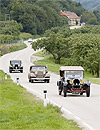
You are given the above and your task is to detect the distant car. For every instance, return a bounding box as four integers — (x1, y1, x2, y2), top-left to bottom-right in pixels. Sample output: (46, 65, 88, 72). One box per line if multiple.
(9, 60, 23, 73)
(28, 65, 50, 83)
(28, 38, 33, 42)
(57, 66, 90, 97)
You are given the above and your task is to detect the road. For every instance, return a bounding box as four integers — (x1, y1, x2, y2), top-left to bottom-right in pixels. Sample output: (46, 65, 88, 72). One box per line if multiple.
(0, 40, 100, 130)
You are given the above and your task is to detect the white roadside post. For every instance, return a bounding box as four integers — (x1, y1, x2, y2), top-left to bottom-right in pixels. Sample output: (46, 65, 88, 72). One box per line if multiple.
(5, 73, 7, 80)
(21, 39, 23, 44)
(16, 77, 19, 86)
(43, 90, 47, 107)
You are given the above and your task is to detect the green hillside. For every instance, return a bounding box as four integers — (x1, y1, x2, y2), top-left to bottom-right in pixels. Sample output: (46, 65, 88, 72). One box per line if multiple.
(0, 0, 99, 35)
(72, 0, 100, 11)
(0, 0, 85, 35)
(93, 8, 100, 24)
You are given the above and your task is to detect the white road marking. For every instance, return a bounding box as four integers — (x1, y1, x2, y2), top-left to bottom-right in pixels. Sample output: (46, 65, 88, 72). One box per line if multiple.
(20, 84, 95, 130)
(82, 122, 96, 130)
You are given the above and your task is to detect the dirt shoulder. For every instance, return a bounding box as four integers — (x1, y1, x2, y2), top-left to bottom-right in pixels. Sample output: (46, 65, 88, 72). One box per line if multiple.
(30, 55, 44, 63)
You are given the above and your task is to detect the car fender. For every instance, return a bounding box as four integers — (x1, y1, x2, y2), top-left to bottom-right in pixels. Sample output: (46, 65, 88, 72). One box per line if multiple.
(63, 82, 68, 87)
(45, 73, 50, 78)
(83, 81, 91, 87)
(28, 73, 36, 79)
(57, 80, 61, 86)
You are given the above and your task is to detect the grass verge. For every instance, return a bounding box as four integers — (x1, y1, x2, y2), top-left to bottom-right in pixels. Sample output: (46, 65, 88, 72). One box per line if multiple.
(34, 50, 100, 85)
(0, 70, 81, 130)
(0, 43, 27, 56)
(20, 32, 42, 40)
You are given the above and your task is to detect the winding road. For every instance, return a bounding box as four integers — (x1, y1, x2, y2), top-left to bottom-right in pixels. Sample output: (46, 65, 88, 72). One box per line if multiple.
(0, 40, 100, 130)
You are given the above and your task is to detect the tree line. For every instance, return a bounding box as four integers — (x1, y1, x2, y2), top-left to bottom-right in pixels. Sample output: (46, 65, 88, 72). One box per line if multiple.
(0, 0, 99, 35)
(32, 25, 100, 78)
(93, 8, 100, 25)
(0, 20, 22, 43)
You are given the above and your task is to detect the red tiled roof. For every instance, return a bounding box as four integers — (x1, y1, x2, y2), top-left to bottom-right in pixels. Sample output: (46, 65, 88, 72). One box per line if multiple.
(60, 12, 70, 17)
(60, 11, 80, 19)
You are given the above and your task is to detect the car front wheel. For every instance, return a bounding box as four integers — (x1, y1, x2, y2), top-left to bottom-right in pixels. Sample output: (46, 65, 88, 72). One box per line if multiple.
(45, 79, 49, 83)
(59, 85, 63, 95)
(64, 87, 67, 97)
(86, 87, 90, 97)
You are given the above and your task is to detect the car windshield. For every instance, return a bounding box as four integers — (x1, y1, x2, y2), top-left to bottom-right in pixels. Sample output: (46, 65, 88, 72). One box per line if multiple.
(65, 71, 83, 79)
(31, 66, 45, 71)
(10, 60, 21, 65)
(28, 38, 32, 41)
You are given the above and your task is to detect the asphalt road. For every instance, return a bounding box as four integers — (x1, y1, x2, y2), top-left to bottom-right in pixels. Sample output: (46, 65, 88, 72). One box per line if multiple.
(0, 40, 100, 130)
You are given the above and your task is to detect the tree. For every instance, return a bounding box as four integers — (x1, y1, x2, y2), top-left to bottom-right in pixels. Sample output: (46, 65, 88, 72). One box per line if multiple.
(93, 8, 100, 24)
(32, 33, 70, 64)
(69, 33, 99, 77)
(81, 11, 98, 25)
(85, 48, 99, 77)
(0, 20, 23, 38)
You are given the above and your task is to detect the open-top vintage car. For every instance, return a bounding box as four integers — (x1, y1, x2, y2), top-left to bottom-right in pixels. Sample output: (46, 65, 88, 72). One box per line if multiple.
(28, 65, 50, 83)
(9, 60, 23, 73)
(57, 66, 90, 97)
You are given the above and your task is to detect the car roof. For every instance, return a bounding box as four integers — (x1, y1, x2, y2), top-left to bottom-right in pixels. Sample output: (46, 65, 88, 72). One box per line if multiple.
(28, 38, 32, 41)
(60, 66, 84, 71)
(30, 65, 46, 68)
(10, 60, 21, 62)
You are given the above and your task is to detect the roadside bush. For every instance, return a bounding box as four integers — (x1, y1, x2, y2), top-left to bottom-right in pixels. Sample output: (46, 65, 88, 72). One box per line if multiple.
(19, 33, 33, 40)
(0, 20, 23, 37)
(0, 35, 14, 43)
(0, 43, 27, 56)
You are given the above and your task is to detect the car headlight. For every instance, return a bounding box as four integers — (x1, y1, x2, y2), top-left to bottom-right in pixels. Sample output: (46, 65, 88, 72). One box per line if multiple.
(80, 80, 83, 84)
(69, 80, 73, 84)
(64, 82, 67, 86)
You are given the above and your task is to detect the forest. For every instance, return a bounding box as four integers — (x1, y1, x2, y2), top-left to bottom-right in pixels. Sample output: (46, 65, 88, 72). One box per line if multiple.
(0, 0, 99, 35)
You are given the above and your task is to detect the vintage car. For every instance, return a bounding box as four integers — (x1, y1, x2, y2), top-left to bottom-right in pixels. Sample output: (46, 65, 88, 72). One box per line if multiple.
(28, 38, 33, 43)
(9, 60, 23, 73)
(57, 66, 90, 97)
(28, 65, 50, 83)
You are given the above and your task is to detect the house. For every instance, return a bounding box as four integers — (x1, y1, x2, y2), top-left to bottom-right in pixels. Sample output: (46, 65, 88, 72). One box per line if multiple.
(60, 11, 81, 26)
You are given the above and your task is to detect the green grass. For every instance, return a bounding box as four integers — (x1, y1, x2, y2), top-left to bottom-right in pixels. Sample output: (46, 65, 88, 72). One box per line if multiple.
(34, 50, 60, 74)
(20, 32, 42, 40)
(0, 43, 27, 56)
(84, 71, 100, 84)
(0, 70, 81, 130)
(20, 33, 33, 40)
(34, 50, 100, 85)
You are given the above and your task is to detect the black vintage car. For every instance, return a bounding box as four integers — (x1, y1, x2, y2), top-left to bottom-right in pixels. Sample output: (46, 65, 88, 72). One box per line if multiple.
(57, 66, 90, 97)
(9, 60, 23, 73)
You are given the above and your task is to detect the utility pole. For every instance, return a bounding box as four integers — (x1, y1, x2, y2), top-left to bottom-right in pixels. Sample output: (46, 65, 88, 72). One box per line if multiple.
(5, 14, 10, 21)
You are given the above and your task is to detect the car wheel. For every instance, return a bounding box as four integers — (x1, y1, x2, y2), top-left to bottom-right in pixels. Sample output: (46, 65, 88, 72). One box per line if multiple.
(9, 70, 12, 73)
(59, 90, 62, 95)
(80, 92, 83, 95)
(21, 70, 23, 73)
(59, 91, 61, 95)
(47, 79, 50, 83)
(64, 87, 67, 97)
(29, 79, 31, 82)
(86, 87, 90, 97)
(59, 85, 63, 95)
(31, 80, 34, 83)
